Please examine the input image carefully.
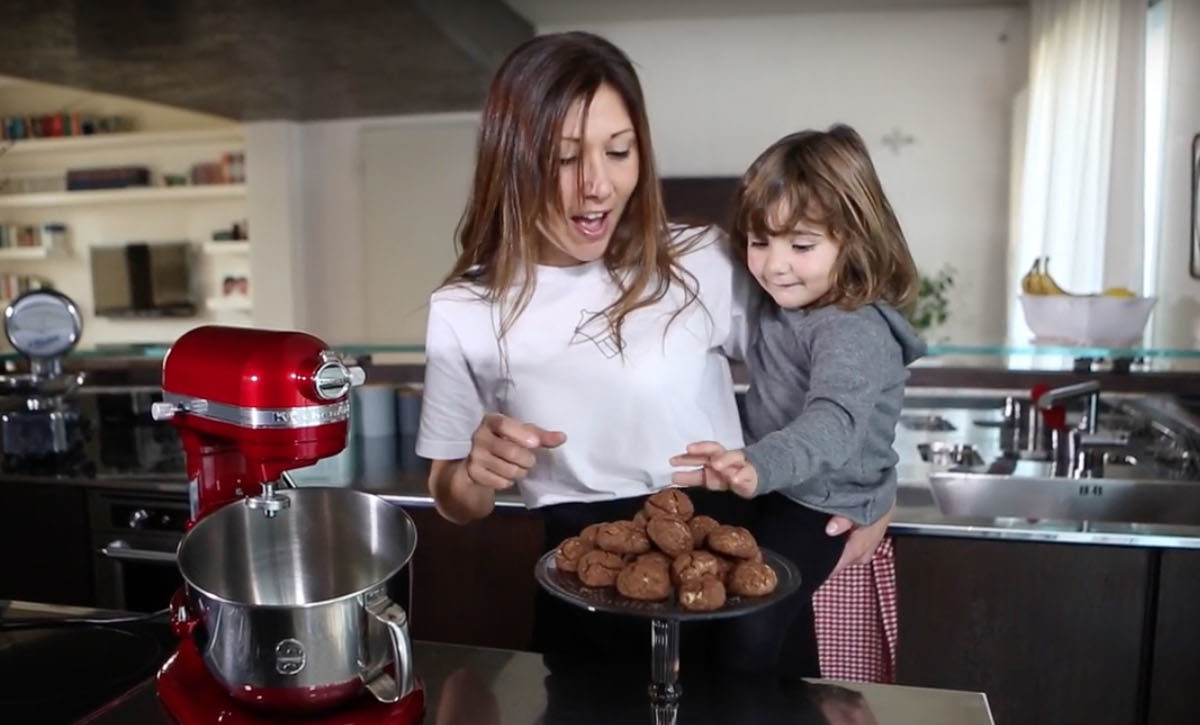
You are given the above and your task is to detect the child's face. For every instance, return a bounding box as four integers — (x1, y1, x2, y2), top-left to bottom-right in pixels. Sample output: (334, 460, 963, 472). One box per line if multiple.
(746, 211, 839, 309)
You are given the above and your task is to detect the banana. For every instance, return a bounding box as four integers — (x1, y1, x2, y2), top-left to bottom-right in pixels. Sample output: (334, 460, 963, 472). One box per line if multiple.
(1022, 259, 1139, 298)
(1020, 257, 1069, 295)
(1020, 260, 1044, 295)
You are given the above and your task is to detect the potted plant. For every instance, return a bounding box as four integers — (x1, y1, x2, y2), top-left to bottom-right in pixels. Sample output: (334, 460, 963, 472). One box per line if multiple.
(908, 265, 955, 341)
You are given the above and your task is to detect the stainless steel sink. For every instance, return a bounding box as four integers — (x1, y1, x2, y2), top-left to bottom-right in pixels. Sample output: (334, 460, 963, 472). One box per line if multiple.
(929, 471, 1200, 525)
(902, 388, 1200, 525)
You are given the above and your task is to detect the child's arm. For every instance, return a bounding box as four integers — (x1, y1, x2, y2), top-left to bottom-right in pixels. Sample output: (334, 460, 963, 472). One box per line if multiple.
(743, 314, 898, 495)
(672, 314, 900, 499)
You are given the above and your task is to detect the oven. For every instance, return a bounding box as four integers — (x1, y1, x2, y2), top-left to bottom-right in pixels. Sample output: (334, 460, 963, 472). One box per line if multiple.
(88, 488, 188, 612)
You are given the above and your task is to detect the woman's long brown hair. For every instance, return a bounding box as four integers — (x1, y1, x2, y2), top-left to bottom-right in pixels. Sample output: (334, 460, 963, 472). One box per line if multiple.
(445, 31, 698, 349)
(731, 125, 919, 312)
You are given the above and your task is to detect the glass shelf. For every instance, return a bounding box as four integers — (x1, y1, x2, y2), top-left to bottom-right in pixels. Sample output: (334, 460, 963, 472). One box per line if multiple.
(926, 342, 1200, 360)
(0, 342, 428, 363)
(4, 340, 1199, 374)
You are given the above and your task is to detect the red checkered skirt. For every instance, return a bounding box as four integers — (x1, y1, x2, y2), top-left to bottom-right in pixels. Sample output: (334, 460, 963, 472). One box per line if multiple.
(812, 536, 898, 682)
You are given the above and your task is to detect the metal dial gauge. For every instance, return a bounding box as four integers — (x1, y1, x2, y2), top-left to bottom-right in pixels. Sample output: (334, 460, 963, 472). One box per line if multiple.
(4, 290, 83, 358)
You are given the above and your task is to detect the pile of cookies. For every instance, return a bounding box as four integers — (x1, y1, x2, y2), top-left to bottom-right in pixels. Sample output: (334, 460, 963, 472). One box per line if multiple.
(553, 489, 779, 612)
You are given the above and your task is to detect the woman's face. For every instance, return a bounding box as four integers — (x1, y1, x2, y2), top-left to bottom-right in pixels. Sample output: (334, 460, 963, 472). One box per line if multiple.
(539, 83, 640, 266)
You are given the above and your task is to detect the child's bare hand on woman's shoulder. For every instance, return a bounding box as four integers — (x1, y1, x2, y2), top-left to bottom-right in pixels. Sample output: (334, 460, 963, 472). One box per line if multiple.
(669, 441, 759, 498)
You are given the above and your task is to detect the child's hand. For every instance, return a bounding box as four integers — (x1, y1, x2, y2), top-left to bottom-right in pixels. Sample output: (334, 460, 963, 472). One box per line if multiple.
(669, 441, 759, 499)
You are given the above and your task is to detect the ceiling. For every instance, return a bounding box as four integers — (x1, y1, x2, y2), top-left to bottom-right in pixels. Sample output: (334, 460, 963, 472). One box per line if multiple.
(0, 0, 1022, 121)
(504, 0, 1025, 25)
(0, 0, 532, 121)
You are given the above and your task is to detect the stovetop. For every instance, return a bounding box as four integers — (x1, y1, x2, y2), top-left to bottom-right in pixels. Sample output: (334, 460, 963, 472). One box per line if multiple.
(0, 603, 176, 724)
(0, 389, 187, 480)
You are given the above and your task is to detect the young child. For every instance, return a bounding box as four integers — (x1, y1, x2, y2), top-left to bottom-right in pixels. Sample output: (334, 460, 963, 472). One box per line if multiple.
(671, 124, 925, 678)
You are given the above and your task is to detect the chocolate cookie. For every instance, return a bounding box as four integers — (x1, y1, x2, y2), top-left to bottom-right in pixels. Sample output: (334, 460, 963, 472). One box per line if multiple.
(595, 521, 651, 555)
(671, 550, 723, 585)
(630, 511, 649, 532)
(579, 523, 603, 546)
(728, 560, 779, 597)
(554, 536, 593, 573)
(616, 560, 672, 601)
(646, 516, 694, 558)
(713, 555, 735, 582)
(707, 525, 760, 560)
(643, 489, 695, 521)
(688, 515, 720, 548)
(576, 550, 625, 587)
(678, 576, 727, 612)
(636, 551, 672, 570)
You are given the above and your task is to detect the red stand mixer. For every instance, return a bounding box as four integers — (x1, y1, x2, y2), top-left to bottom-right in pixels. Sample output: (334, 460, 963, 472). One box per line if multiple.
(150, 326, 425, 724)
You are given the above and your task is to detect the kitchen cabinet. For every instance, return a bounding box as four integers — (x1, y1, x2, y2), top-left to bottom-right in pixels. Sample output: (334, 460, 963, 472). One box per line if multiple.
(1147, 548, 1200, 724)
(893, 536, 1152, 725)
(0, 481, 94, 605)
(406, 505, 543, 651)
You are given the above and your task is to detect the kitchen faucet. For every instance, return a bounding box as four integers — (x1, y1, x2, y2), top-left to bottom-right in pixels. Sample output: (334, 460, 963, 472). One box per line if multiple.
(1036, 380, 1104, 477)
(1036, 380, 1100, 434)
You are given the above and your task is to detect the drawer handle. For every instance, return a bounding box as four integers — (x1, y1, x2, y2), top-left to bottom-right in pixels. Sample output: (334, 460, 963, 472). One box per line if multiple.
(99, 539, 177, 564)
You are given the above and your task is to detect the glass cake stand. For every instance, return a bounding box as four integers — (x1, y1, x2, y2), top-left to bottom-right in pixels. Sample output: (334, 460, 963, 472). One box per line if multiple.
(534, 547, 802, 711)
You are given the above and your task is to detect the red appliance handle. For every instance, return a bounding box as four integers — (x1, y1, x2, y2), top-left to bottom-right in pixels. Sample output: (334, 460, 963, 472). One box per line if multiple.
(1030, 383, 1067, 430)
(168, 588, 199, 640)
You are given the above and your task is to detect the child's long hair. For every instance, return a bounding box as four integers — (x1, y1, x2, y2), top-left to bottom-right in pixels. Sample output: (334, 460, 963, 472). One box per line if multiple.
(731, 124, 919, 312)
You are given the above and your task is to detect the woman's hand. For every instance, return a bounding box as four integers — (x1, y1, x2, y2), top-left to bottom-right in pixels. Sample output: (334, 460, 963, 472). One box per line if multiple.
(429, 413, 565, 524)
(669, 441, 759, 499)
(465, 413, 566, 490)
(825, 502, 894, 576)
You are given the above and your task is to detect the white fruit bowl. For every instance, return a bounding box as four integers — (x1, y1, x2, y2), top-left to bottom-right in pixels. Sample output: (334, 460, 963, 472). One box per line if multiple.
(1019, 295, 1157, 347)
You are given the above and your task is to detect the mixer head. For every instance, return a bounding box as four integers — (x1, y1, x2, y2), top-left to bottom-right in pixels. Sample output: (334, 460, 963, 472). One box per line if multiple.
(152, 326, 364, 518)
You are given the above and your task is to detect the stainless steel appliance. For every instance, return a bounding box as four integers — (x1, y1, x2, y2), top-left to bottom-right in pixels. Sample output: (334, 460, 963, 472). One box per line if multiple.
(176, 486, 417, 711)
(149, 325, 424, 723)
(0, 290, 90, 474)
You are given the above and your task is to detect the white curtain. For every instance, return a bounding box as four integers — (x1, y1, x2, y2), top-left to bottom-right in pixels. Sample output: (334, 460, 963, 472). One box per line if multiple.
(1007, 0, 1132, 343)
(1142, 0, 1170, 315)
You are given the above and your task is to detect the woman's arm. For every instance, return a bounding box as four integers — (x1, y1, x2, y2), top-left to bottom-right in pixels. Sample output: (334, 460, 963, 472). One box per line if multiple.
(429, 459, 496, 524)
(427, 413, 567, 525)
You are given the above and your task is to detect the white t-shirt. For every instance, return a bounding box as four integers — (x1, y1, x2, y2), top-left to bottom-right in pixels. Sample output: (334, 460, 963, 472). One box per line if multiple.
(416, 226, 749, 508)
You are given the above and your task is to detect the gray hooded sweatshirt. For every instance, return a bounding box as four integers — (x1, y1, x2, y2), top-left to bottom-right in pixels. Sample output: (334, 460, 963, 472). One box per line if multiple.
(742, 297, 926, 525)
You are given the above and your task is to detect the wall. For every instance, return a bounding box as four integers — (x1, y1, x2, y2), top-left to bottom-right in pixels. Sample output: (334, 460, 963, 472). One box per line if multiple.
(294, 113, 479, 345)
(359, 116, 479, 345)
(245, 122, 308, 332)
(288, 6, 1029, 347)
(1152, 0, 1200, 348)
(539, 7, 1030, 344)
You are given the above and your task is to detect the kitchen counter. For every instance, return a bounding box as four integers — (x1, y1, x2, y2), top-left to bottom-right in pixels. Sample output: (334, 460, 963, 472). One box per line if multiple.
(7, 427, 1200, 550)
(0, 600, 994, 725)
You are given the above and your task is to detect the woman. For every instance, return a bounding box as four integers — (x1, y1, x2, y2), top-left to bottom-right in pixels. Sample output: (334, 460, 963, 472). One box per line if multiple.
(417, 31, 888, 674)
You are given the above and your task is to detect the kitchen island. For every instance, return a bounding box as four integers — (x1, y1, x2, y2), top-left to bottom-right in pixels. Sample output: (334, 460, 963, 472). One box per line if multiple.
(3, 384, 1200, 724)
(0, 600, 994, 725)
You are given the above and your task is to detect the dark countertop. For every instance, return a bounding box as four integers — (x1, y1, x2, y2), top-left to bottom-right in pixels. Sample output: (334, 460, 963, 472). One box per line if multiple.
(2, 601, 994, 725)
(12, 347, 1200, 394)
(9, 428, 1200, 549)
